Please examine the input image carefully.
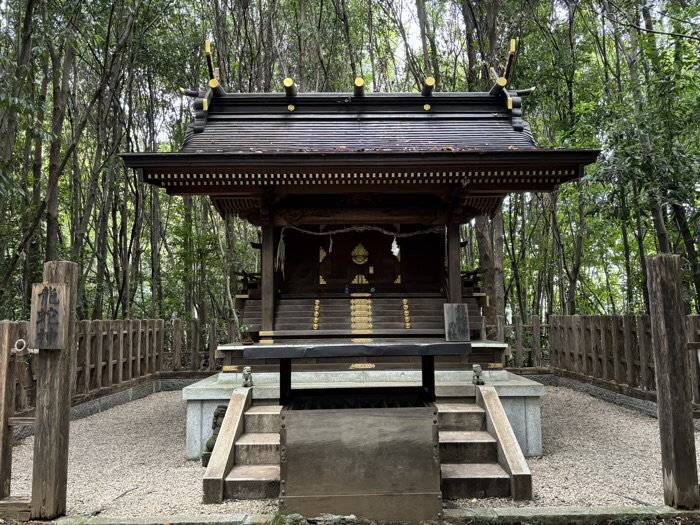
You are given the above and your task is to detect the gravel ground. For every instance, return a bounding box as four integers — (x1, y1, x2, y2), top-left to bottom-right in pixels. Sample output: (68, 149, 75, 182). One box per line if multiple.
(10, 391, 276, 518)
(455, 385, 700, 509)
(10, 385, 700, 517)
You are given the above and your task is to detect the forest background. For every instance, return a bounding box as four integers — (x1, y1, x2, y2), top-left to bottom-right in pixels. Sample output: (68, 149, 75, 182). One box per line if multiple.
(0, 0, 699, 333)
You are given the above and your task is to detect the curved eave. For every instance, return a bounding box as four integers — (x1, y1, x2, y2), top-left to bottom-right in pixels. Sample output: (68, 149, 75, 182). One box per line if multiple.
(122, 148, 600, 174)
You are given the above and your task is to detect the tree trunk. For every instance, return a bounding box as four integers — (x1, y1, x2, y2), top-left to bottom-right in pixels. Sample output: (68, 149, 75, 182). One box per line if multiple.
(45, 32, 75, 262)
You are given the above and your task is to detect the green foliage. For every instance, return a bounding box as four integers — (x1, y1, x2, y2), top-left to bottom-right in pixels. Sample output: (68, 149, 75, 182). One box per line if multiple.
(0, 0, 698, 322)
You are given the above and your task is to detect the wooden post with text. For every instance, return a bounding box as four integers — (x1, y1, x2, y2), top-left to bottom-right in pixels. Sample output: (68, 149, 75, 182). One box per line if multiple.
(29, 261, 77, 519)
(647, 254, 700, 509)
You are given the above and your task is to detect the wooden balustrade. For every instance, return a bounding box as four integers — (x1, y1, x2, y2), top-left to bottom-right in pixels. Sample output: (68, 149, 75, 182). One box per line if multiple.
(549, 315, 700, 403)
(0, 317, 224, 415)
(485, 315, 548, 368)
(3, 312, 700, 413)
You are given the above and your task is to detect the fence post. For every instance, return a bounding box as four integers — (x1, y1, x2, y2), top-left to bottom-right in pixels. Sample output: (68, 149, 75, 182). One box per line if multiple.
(496, 315, 505, 343)
(638, 316, 650, 390)
(577, 317, 585, 375)
(573, 315, 582, 374)
(191, 320, 200, 371)
(690, 316, 700, 404)
(514, 316, 523, 368)
(209, 320, 217, 371)
(31, 261, 78, 519)
(549, 316, 559, 368)
(0, 322, 15, 498)
(156, 320, 165, 372)
(94, 320, 103, 390)
(623, 315, 635, 386)
(532, 315, 541, 368)
(173, 319, 182, 371)
(80, 320, 90, 394)
(116, 320, 124, 384)
(647, 254, 699, 509)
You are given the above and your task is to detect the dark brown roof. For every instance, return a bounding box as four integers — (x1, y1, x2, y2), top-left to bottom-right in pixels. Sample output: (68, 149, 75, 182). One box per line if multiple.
(178, 92, 537, 155)
(121, 90, 599, 223)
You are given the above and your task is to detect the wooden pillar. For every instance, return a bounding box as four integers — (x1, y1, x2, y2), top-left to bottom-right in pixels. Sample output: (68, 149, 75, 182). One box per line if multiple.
(209, 320, 217, 371)
(261, 225, 275, 332)
(532, 315, 541, 367)
(421, 355, 436, 402)
(279, 358, 291, 405)
(32, 261, 78, 519)
(496, 315, 505, 343)
(647, 254, 700, 509)
(0, 322, 15, 498)
(447, 223, 462, 304)
(514, 316, 523, 368)
(190, 319, 199, 371)
(172, 319, 182, 372)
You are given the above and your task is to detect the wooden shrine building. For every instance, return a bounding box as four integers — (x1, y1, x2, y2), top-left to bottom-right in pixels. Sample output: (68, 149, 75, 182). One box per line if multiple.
(123, 42, 599, 519)
(123, 63, 598, 365)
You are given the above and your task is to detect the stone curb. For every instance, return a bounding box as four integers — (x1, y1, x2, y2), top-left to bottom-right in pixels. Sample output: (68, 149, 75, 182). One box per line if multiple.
(52, 507, 700, 525)
(445, 505, 700, 524)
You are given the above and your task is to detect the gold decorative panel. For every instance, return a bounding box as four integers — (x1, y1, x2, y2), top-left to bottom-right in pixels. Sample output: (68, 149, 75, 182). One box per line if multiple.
(351, 274, 369, 284)
(320, 246, 327, 262)
(351, 243, 369, 265)
(351, 298, 373, 335)
(350, 362, 376, 368)
(394, 275, 401, 284)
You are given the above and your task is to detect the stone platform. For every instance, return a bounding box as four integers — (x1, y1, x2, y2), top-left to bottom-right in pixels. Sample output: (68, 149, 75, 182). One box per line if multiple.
(183, 369, 543, 460)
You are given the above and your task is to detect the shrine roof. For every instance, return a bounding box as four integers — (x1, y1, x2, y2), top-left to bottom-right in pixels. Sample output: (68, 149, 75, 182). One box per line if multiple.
(122, 90, 599, 189)
(178, 92, 537, 154)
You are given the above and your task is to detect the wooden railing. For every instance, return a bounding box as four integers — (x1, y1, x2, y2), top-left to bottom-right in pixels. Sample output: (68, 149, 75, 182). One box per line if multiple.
(6, 313, 700, 414)
(4, 317, 229, 415)
(548, 315, 700, 403)
(485, 315, 549, 368)
(75, 320, 165, 395)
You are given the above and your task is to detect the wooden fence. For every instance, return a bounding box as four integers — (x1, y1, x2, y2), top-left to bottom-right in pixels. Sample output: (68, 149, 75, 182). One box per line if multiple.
(485, 315, 548, 368)
(549, 315, 700, 403)
(6, 312, 700, 413)
(6, 317, 227, 415)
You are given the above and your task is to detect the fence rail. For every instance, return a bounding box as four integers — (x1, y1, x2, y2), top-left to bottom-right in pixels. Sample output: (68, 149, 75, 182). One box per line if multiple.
(4, 313, 700, 414)
(548, 315, 700, 403)
(3, 317, 228, 415)
(485, 315, 549, 368)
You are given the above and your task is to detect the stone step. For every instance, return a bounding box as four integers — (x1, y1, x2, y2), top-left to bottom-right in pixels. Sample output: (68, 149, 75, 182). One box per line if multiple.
(245, 405, 282, 433)
(439, 431, 497, 463)
(224, 464, 280, 499)
(436, 402, 485, 431)
(441, 463, 510, 499)
(235, 433, 280, 465)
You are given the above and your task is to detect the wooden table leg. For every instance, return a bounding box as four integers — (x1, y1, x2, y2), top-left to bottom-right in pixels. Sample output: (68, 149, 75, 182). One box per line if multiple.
(280, 358, 292, 405)
(421, 355, 436, 402)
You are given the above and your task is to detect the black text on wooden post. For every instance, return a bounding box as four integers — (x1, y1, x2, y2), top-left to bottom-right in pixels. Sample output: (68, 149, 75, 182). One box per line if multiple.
(30, 262, 78, 519)
(647, 255, 700, 509)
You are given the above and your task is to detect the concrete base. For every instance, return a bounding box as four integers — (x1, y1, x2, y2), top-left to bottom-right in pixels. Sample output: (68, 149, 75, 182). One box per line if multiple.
(183, 370, 544, 460)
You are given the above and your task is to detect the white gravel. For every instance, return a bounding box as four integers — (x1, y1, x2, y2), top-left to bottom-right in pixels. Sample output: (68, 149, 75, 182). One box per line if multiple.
(10, 385, 699, 517)
(456, 385, 700, 509)
(10, 391, 276, 518)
